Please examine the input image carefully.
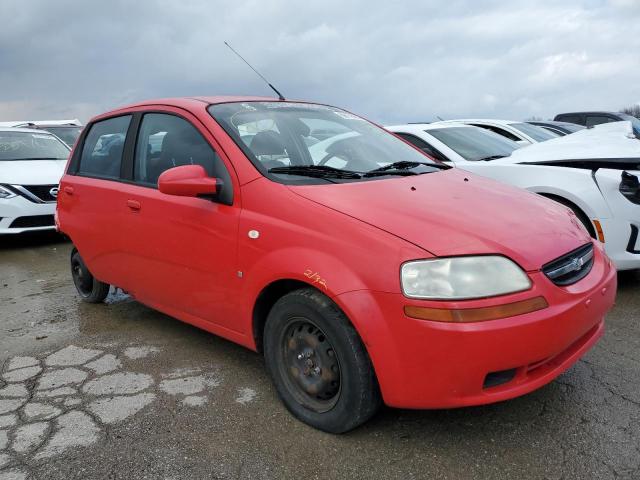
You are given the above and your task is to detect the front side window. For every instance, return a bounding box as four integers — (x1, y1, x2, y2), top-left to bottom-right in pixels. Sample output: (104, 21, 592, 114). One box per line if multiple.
(426, 127, 520, 161)
(133, 113, 232, 203)
(0, 131, 69, 161)
(79, 115, 131, 179)
(509, 122, 559, 142)
(209, 102, 446, 184)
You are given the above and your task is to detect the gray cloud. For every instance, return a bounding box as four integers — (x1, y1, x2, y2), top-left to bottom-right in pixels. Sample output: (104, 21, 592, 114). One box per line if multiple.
(0, 0, 638, 124)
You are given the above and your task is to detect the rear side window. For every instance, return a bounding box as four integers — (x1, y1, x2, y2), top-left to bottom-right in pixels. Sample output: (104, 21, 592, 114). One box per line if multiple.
(585, 115, 614, 127)
(133, 113, 233, 203)
(79, 115, 131, 179)
(556, 114, 583, 125)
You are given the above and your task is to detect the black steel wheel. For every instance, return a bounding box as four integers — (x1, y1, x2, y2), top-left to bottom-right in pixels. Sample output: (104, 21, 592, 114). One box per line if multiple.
(280, 319, 341, 413)
(70, 248, 110, 303)
(264, 288, 381, 433)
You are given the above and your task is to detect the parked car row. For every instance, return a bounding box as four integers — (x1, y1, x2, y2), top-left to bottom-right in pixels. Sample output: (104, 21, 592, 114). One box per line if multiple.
(0, 97, 635, 432)
(387, 120, 640, 271)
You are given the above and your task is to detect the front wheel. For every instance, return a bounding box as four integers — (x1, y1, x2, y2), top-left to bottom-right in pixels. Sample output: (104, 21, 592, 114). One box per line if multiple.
(70, 248, 110, 303)
(263, 288, 381, 433)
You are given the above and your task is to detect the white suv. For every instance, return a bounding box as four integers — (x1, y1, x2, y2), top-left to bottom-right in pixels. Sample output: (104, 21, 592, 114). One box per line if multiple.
(0, 127, 70, 234)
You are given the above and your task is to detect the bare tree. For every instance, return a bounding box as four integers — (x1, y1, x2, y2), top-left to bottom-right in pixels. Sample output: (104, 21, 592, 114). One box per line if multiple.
(621, 104, 640, 119)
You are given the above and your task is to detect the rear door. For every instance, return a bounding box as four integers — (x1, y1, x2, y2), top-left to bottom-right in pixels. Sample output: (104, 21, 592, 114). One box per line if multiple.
(58, 114, 134, 285)
(118, 107, 242, 331)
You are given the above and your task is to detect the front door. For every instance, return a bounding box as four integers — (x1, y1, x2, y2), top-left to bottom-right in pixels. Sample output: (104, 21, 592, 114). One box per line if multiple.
(119, 109, 242, 331)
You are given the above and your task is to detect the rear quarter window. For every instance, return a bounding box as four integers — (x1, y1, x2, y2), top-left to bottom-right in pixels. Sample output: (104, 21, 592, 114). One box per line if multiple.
(78, 115, 131, 179)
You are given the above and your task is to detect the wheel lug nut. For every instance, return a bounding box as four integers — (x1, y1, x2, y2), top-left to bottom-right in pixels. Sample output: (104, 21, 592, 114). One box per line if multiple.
(297, 353, 304, 360)
(313, 367, 321, 375)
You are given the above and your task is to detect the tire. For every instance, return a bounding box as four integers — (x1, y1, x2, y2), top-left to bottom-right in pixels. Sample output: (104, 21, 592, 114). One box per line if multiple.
(263, 288, 381, 433)
(70, 248, 110, 303)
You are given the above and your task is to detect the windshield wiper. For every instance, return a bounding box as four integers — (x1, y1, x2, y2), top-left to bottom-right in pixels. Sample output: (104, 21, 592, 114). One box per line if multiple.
(269, 165, 362, 179)
(363, 160, 448, 177)
(475, 155, 506, 162)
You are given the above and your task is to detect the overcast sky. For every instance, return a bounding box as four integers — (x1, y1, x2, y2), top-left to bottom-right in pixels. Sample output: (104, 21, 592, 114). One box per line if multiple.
(1, 0, 639, 125)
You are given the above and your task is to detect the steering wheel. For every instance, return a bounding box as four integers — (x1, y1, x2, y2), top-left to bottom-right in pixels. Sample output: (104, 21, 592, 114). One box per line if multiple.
(318, 152, 349, 167)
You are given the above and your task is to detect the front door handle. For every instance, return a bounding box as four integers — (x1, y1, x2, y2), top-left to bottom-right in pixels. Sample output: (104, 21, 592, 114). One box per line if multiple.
(63, 186, 74, 195)
(126, 199, 141, 211)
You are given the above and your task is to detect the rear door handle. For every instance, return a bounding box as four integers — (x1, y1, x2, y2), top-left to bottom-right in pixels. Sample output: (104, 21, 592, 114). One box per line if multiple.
(126, 199, 141, 211)
(63, 186, 74, 195)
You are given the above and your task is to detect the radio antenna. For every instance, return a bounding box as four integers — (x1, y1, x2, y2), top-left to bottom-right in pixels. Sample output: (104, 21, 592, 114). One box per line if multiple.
(224, 41, 285, 101)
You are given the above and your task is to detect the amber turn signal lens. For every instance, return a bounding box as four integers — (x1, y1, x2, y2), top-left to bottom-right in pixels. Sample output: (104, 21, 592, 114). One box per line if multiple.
(592, 220, 605, 243)
(404, 296, 549, 323)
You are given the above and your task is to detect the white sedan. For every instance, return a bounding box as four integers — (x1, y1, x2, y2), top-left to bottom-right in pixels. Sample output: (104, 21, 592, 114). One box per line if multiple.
(438, 118, 559, 145)
(386, 121, 640, 271)
(0, 127, 70, 234)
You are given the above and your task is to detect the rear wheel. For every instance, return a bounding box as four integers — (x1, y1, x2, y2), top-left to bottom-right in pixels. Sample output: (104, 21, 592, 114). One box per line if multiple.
(263, 288, 381, 433)
(70, 249, 110, 303)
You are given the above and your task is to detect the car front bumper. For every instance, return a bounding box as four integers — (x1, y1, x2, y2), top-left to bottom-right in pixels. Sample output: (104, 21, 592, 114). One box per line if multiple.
(0, 195, 57, 234)
(336, 244, 617, 409)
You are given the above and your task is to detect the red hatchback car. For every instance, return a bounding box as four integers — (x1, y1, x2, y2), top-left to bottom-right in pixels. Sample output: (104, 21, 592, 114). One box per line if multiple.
(57, 97, 617, 432)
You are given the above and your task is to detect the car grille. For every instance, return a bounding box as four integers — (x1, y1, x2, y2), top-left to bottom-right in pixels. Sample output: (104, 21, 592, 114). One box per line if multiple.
(10, 215, 55, 228)
(542, 243, 594, 286)
(19, 184, 59, 203)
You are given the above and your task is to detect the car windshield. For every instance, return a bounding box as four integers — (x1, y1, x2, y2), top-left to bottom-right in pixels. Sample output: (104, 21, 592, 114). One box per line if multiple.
(0, 131, 69, 161)
(426, 126, 520, 161)
(43, 126, 82, 147)
(209, 102, 445, 183)
(510, 122, 559, 142)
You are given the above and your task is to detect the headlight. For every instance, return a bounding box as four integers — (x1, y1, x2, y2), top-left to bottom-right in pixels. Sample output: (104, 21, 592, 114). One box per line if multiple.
(401, 256, 531, 300)
(0, 185, 16, 199)
(620, 171, 640, 205)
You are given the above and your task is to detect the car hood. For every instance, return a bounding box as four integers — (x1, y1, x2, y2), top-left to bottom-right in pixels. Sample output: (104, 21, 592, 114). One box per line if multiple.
(288, 169, 590, 271)
(505, 121, 640, 164)
(0, 160, 67, 184)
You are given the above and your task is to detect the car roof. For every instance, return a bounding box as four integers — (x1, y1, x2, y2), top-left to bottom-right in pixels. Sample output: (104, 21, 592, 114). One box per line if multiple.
(555, 111, 623, 117)
(0, 119, 82, 127)
(94, 96, 338, 121)
(527, 120, 584, 127)
(117, 96, 294, 110)
(387, 122, 475, 131)
(0, 126, 57, 134)
(440, 118, 520, 126)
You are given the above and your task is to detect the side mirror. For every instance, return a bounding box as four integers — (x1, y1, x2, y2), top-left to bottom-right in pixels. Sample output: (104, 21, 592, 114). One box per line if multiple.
(158, 165, 220, 199)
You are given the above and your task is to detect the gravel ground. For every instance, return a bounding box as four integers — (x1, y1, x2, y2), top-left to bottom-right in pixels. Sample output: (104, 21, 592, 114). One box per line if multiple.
(1, 232, 639, 480)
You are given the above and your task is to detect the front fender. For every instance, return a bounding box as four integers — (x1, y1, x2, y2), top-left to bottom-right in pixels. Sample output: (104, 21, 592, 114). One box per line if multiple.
(241, 246, 369, 300)
(461, 163, 612, 219)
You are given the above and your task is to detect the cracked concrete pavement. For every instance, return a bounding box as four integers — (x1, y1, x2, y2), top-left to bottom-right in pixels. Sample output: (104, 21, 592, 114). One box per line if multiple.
(1, 232, 639, 480)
